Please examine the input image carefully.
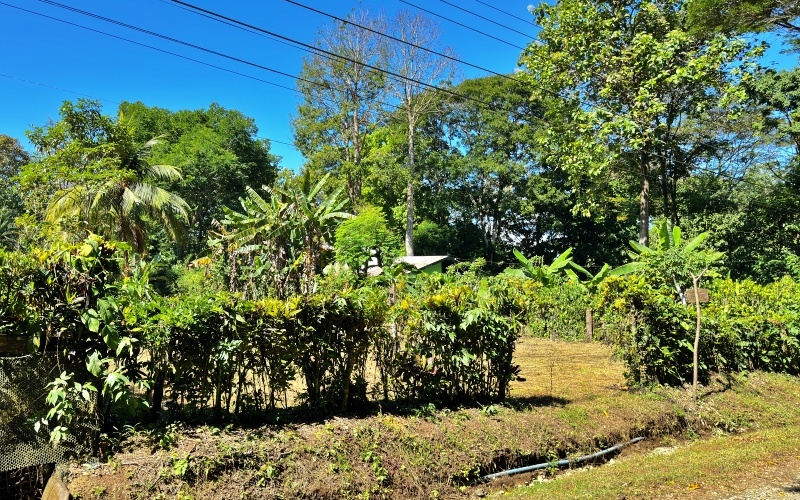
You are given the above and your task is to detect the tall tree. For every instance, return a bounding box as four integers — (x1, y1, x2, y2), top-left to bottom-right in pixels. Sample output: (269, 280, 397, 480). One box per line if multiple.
(292, 10, 388, 206)
(687, 0, 800, 38)
(0, 135, 29, 248)
(387, 11, 458, 256)
(518, 0, 755, 246)
(438, 76, 537, 263)
(120, 101, 280, 256)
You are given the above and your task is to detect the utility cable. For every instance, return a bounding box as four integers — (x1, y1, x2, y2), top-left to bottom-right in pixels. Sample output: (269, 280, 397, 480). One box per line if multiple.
(284, 0, 521, 84)
(23, 0, 405, 116)
(0, 1, 389, 147)
(0, 72, 120, 105)
(34, 0, 310, 86)
(474, 0, 538, 26)
(0, 2, 299, 94)
(167, 0, 500, 112)
(437, 0, 533, 38)
(398, 0, 526, 50)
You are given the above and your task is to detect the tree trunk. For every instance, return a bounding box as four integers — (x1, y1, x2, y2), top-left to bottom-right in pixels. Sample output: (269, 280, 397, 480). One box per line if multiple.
(692, 274, 702, 399)
(348, 92, 362, 206)
(638, 153, 651, 246)
(405, 115, 415, 256)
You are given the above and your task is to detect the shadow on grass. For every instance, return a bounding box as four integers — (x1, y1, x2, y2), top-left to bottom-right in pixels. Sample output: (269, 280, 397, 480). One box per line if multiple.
(503, 394, 570, 409)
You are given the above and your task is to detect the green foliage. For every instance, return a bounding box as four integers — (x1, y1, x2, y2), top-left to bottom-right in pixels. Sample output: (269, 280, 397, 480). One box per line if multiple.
(217, 172, 352, 298)
(390, 262, 524, 403)
(595, 274, 800, 386)
(595, 275, 699, 385)
(20, 100, 190, 253)
(0, 249, 40, 337)
(334, 205, 400, 275)
(505, 248, 581, 286)
(516, 279, 590, 341)
(119, 101, 280, 256)
(628, 220, 725, 301)
(704, 277, 800, 374)
(518, 0, 758, 245)
(686, 0, 800, 39)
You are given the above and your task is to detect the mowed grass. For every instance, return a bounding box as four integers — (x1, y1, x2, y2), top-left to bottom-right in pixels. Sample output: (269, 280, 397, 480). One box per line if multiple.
(507, 426, 800, 499)
(510, 337, 627, 401)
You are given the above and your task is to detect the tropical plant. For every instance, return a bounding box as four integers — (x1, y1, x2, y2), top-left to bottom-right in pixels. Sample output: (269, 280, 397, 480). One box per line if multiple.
(504, 248, 580, 286)
(46, 126, 189, 256)
(219, 172, 352, 298)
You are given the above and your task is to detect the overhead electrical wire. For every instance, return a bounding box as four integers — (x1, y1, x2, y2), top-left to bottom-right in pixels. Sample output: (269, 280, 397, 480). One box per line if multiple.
(474, 0, 538, 26)
(284, 0, 522, 84)
(167, 0, 584, 114)
(437, 0, 533, 38)
(0, 2, 356, 148)
(166, 0, 501, 112)
(398, 0, 526, 50)
(0, 72, 120, 105)
(0, 2, 297, 97)
(33, 0, 312, 86)
(21, 0, 406, 116)
(7, 1, 776, 195)
(159, 0, 331, 63)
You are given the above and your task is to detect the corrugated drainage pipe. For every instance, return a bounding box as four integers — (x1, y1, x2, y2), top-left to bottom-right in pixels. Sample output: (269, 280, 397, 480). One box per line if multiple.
(480, 436, 646, 482)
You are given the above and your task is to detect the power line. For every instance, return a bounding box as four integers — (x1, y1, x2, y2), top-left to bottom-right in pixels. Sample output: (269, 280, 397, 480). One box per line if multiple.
(167, 0, 500, 112)
(4, 0, 443, 163)
(0, 72, 120, 105)
(437, 0, 533, 38)
(34, 0, 311, 86)
(0, 3, 303, 96)
(398, 0, 527, 50)
(0, 2, 331, 149)
(160, 0, 329, 64)
(23, 0, 409, 117)
(473, 0, 537, 26)
(284, 0, 521, 84)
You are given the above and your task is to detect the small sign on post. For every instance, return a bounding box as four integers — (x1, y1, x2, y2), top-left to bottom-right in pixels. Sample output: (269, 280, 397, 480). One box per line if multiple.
(686, 288, 709, 304)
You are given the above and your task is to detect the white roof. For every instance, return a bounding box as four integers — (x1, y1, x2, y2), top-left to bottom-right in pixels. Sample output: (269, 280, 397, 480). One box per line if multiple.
(395, 255, 450, 269)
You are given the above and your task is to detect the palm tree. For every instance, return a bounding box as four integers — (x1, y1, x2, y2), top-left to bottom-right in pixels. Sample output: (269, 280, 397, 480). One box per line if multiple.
(46, 115, 190, 255)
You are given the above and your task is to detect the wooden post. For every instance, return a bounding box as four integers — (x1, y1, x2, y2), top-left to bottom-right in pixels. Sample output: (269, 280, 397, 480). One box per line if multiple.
(585, 308, 593, 341)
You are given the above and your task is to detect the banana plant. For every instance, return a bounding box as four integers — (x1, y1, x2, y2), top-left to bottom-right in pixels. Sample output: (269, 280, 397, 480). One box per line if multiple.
(564, 261, 641, 292)
(504, 248, 580, 287)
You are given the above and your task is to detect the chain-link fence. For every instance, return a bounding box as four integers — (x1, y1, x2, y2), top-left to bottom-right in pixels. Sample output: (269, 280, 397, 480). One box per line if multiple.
(0, 354, 96, 497)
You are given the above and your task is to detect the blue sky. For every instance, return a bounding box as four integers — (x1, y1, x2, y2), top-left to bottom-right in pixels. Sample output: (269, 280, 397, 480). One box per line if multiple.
(0, 0, 536, 170)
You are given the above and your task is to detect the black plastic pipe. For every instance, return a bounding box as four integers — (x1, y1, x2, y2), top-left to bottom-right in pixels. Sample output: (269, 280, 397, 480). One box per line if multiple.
(480, 436, 646, 482)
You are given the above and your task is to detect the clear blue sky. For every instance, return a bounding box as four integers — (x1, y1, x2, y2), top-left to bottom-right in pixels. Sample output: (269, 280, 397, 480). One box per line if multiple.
(0, 0, 536, 170)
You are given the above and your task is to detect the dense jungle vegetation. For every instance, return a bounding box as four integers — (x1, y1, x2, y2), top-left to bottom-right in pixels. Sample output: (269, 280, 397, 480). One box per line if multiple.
(1, 0, 799, 449)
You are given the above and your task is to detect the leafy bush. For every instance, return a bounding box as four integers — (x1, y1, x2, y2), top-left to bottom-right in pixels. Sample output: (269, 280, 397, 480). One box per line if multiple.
(595, 275, 800, 386)
(594, 275, 701, 386)
(704, 277, 800, 375)
(389, 262, 523, 404)
(516, 279, 588, 341)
